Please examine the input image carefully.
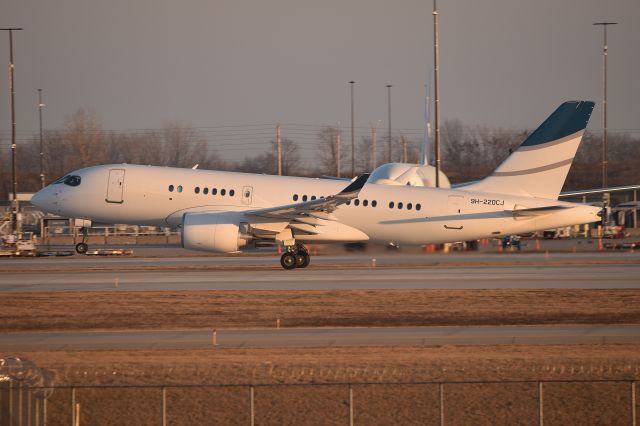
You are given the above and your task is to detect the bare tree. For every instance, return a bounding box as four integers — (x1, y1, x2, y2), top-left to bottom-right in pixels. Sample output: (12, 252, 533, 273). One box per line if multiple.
(441, 119, 522, 183)
(317, 126, 347, 177)
(65, 109, 106, 168)
(238, 139, 301, 176)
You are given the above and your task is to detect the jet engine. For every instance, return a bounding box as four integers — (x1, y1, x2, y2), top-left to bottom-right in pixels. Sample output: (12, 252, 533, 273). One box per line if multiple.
(181, 212, 251, 253)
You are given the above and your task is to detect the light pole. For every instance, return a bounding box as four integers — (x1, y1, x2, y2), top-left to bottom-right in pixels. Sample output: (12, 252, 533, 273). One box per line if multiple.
(593, 21, 617, 225)
(38, 89, 45, 188)
(349, 81, 355, 177)
(370, 120, 381, 170)
(421, 82, 430, 166)
(1, 27, 24, 235)
(276, 124, 282, 176)
(433, 0, 441, 187)
(386, 84, 392, 163)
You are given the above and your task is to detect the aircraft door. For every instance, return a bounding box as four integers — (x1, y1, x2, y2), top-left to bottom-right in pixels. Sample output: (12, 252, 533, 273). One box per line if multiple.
(447, 195, 464, 215)
(242, 186, 253, 205)
(106, 169, 125, 204)
(445, 195, 464, 230)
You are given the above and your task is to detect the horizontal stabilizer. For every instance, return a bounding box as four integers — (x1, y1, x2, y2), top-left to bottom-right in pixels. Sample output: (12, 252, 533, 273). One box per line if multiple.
(559, 184, 640, 197)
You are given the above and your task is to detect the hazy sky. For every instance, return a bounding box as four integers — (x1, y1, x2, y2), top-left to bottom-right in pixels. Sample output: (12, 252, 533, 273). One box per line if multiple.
(2, 0, 639, 148)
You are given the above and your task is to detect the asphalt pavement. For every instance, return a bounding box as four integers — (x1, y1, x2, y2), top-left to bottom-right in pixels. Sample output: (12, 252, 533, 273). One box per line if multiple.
(0, 261, 638, 292)
(3, 325, 639, 351)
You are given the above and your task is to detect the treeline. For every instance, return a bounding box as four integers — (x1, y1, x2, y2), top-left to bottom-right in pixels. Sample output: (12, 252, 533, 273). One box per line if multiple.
(0, 109, 638, 199)
(440, 119, 640, 190)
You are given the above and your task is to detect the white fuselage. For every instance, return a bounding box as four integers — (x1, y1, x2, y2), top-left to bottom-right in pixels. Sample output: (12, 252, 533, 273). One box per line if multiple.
(32, 164, 601, 246)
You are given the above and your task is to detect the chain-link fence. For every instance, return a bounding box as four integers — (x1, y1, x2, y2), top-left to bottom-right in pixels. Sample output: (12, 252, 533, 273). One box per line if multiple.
(1, 379, 637, 426)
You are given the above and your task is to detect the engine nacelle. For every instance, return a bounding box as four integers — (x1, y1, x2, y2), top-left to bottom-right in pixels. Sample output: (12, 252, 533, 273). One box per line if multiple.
(181, 212, 250, 253)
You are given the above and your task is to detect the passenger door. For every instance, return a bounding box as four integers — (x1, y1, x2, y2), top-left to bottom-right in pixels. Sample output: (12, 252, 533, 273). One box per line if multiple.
(106, 169, 125, 203)
(445, 195, 464, 230)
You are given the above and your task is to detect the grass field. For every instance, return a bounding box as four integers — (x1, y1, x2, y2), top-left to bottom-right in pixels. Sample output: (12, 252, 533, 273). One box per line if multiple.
(2, 288, 640, 332)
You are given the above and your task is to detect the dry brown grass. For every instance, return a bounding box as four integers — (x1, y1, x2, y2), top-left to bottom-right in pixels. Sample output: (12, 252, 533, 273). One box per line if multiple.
(10, 345, 640, 425)
(2, 289, 640, 332)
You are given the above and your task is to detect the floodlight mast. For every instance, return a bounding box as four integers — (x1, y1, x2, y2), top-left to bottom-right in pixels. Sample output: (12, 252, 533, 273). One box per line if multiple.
(1, 27, 24, 235)
(593, 21, 617, 226)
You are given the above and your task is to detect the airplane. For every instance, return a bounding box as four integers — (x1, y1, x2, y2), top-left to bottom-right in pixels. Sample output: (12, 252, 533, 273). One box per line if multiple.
(32, 100, 601, 269)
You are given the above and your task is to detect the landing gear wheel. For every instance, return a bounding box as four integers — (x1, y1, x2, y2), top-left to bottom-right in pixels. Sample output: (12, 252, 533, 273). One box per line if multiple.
(295, 252, 310, 268)
(75, 242, 89, 254)
(280, 252, 297, 270)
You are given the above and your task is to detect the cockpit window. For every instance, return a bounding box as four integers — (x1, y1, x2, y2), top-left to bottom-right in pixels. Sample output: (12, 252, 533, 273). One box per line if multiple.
(51, 175, 81, 186)
(63, 175, 81, 187)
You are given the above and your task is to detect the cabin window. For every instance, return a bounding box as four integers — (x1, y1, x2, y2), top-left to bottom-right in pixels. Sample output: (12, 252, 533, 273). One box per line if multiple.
(293, 194, 299, 201)
(221, 189, 226, 196)
(177, 185, 183, 193)
(372, 200, 377, 207)
(230, 189, 235, 197)
(389, 202, 394, 209)
(363, 200, 369, 207)
(416, 203, 422, 211)
(311, 195, 316, 200)
(302, 195, 308, 202)
(346, 200, 351, 205)
(354, 199, 360, 206)
(168, 185, 174, 192)
(398, 202, 403, 209)
(212, 188, 217, 195)
(407, 203, 413, 210)
(195, 187, 200, 194)
(203, 187, 209, 195)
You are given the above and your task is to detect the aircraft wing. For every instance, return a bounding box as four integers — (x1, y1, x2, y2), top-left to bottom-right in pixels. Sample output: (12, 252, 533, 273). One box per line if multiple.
(246, 174, 369, 222)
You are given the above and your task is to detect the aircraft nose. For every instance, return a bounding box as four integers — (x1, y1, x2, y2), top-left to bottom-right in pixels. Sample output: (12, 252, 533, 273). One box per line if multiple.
(31, 188, 55, 213)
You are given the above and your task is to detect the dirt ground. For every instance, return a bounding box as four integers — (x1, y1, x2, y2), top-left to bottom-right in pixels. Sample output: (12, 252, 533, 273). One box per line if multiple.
(6, 344, 640, 425)
(1, 288, 639, 332)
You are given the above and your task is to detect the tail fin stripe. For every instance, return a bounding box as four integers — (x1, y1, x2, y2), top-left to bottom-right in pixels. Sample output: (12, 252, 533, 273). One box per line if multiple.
(518, 130, 584, 152)
(492, 158, 573, 177)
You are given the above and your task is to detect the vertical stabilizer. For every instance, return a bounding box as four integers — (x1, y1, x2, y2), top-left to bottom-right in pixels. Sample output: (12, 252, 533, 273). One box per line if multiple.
(462, 101, 595, 199)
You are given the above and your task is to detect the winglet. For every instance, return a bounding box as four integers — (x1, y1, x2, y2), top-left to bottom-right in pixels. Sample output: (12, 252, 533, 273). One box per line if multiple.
(337, 174, 370, 198)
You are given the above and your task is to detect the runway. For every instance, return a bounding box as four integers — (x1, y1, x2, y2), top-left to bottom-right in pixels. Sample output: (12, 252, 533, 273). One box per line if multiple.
(1, 252, 638, 271)
(3, 325, 639, 351)
(1, 263, 639, 292)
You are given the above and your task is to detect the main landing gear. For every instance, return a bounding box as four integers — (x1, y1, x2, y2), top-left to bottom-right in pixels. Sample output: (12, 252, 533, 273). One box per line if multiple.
(280, 244, 310, 270)
(75, 227, 89, 254)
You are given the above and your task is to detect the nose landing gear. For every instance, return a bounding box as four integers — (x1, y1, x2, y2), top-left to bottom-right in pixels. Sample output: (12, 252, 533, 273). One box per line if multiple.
(280, 244, 310, 270)
(75, 227, 89, 254)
